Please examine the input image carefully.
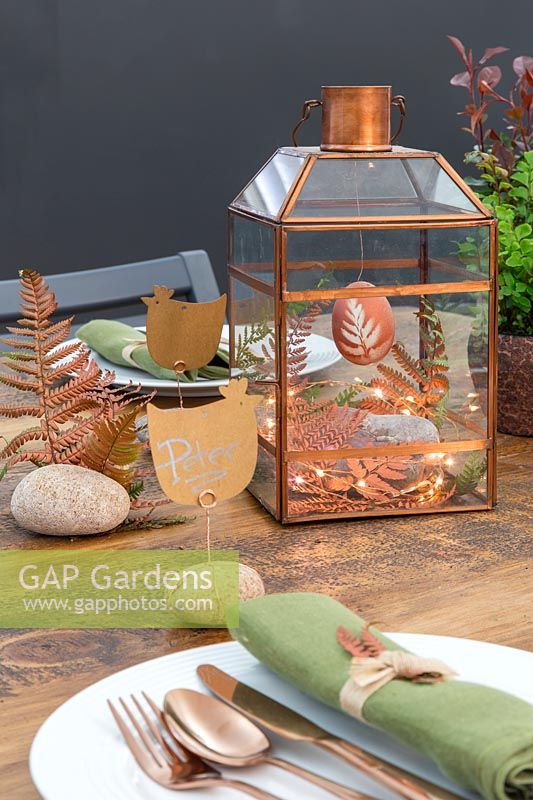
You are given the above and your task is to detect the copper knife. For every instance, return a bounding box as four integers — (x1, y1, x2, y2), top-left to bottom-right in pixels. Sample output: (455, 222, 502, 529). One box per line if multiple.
(197, 664, 462, 800)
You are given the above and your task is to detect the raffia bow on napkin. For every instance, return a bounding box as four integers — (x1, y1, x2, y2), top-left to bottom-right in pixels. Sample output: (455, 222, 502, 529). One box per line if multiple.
(337, 625, 457, 720)
(121, 339, 147, 367)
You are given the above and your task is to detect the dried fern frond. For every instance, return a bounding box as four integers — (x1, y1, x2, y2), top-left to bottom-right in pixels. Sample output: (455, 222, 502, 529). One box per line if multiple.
(79, 404, 145, 487)
(0, 271, 103, 466)
(286, 302, 324, 379)
(115, 514, 193, 532)
(0, 270, 145, 474)
(337, 624, 385, 658)
(358, 298, 450, 426)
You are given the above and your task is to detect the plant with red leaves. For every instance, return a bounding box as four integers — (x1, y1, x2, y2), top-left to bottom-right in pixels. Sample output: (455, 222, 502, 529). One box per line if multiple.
(448, 35, 532, 164)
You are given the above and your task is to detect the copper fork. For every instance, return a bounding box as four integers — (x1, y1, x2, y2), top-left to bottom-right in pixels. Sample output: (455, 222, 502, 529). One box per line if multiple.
(107, 693, 284, 799)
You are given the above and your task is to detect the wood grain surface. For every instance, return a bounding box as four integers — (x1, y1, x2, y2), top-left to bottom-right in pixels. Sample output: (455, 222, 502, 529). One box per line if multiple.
(0, 386, 532, 798)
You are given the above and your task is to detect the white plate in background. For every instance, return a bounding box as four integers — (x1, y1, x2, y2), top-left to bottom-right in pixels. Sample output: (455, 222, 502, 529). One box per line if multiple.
(63, 324, 341, 396)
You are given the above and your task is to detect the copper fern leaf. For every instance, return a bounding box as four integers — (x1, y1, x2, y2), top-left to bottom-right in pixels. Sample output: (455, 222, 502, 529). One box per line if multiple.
(358, 297, 450, 425)
(337, 624, 385, 658)
(0, 270, 134, 470)
(79, 400, 151, 487)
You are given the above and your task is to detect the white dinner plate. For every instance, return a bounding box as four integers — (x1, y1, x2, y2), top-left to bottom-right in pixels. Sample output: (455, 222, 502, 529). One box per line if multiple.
(65, 325, 342, 396)
(30, 634, 533, 800)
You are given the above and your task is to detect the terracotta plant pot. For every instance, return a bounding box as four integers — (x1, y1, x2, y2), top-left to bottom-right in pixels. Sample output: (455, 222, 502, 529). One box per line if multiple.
(497, 334, 533, 436)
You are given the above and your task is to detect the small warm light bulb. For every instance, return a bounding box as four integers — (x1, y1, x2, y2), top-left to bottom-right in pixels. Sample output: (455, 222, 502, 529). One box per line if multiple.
(374, 388, 384, 399)
(294, 475, 304, 485)
(467, 392, 479, 399)
(267, 397, 275, 405)
(406, 395, 415, 403)
(469, 404, 480, 412)
(266, 419, 274, 429)
(368, 161, 375, 169)
(444, 457, 454, 466)
(401, 409, 411, 415)
(435, 476, 444, 487)
(315, 468, 325, 478)
(288, 389, 295, 397)
(357, 479, 366, 488)
(354, 376, 363, 384)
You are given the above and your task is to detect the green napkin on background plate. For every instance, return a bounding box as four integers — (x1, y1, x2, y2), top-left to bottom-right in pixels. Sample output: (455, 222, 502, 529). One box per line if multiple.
(232, 592, 533, 800)
(77, 319, 229, 382)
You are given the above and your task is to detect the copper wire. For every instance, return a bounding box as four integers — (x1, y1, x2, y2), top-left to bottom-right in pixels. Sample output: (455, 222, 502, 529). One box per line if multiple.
(173, 360, 186, 410)
(198, 489, 217, 562)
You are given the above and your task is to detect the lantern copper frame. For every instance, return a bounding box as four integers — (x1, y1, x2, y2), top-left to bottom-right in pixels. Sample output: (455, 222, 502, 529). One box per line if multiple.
(228, 146, 497, 524)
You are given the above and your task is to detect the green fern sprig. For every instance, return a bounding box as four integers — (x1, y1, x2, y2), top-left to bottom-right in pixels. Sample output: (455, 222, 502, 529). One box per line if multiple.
(335, 385, 366, 407)
(454, 453, 487, 495)
(236, 321, 272, 371)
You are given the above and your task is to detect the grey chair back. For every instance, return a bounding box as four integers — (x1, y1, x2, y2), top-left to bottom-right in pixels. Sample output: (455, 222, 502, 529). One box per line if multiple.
(0, 250, 220, 332)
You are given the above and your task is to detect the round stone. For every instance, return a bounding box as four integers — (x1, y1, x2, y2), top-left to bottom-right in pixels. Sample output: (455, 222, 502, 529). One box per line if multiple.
(360, 413, 440, 445)
(238, 563, 265, 602)
(11, 464, 131, 536)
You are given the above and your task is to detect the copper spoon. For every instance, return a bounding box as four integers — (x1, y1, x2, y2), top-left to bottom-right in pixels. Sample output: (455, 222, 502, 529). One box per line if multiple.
(108, 694, 282, 799)
(164, 688, 373, 799)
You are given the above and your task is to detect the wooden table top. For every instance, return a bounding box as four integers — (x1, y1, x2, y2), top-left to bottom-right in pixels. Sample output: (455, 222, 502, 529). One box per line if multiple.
(1, 383, 532, 799)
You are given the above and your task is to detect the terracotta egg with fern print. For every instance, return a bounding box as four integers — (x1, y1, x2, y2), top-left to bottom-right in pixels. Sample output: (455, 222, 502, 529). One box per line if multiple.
(331, 281, 395, 366)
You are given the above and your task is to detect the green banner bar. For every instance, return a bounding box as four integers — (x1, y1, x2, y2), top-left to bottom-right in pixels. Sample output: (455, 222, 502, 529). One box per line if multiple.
(0, 550, 239, 628)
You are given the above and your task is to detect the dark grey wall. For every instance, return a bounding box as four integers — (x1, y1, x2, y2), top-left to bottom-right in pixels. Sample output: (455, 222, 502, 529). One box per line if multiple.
(1, 0, 532, 288)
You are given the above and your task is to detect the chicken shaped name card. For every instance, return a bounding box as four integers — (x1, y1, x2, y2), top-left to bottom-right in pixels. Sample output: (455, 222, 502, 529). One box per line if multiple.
(147, 379, 260, 507)
(141, 285, 226, 372)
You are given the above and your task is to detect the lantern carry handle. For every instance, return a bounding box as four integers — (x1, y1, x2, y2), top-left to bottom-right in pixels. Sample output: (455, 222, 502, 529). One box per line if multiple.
(390, 95, 407, 144)
(291, 99, 322, 147)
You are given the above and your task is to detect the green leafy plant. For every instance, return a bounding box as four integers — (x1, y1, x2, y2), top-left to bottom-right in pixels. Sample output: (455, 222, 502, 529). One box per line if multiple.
(465, 151, 533, 335)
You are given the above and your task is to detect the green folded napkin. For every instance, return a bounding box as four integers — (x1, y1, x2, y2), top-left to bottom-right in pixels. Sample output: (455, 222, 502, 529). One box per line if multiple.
(232, 593, 533, 800)
(77, 320, 229, 382)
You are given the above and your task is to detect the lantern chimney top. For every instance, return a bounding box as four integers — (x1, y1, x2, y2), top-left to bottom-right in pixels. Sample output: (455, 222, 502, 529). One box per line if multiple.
(292, 86, 406, 152)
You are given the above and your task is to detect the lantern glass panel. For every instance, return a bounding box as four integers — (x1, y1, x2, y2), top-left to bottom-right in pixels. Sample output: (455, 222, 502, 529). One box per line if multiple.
(250, 446, 278, 515)
(285, 226, 490, 291)
(230, 214, 275, 284)
(282, 290, 488, 450)
(246, 382, 279, 516)
(288, 157, 479, 218)
(286, 448, 489, 520)
(233, 152, 305, 218)
(250, 382, 278, 449)
(229, 276, 276, 381)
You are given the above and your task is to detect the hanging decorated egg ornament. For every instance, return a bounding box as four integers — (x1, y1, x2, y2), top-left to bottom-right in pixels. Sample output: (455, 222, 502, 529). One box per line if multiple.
(331, 281, 395, 366)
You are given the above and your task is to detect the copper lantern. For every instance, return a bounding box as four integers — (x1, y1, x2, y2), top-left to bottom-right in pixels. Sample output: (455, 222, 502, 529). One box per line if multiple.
(228, 86, 497, 523)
